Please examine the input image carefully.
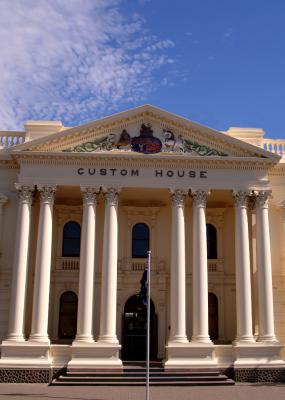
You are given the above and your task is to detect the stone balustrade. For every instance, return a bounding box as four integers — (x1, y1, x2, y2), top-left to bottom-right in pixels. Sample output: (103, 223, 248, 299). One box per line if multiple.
(263, 139, 285, 160)
(0, 132, 25, 148)
(55, 257, 80, 271)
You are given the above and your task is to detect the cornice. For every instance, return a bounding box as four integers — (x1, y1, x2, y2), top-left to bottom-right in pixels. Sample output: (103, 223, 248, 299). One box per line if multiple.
(268, 164, 285, 177)
(0, 158, 19, 169)
(11, 150, 276, 171)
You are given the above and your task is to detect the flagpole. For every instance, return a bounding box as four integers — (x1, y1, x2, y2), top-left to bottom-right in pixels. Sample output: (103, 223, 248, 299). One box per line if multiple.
(146, 250, 151, 400)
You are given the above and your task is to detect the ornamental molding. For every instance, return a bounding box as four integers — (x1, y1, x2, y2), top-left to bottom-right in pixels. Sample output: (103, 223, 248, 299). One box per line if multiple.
(232, 190, 251, 208)
(122, 206, 161, 228)
(15, 184, 34, 204)
(170, 189, 186, 207)
(11, 151, 276, 172)
(37, 185, 56, 204)
(253, 190, 272, 209)
(102, 187, 120, 206)
(80, 186, 100, 205)
(14, 108, 274, 160)
(190, 189, 210, 207)
(61, 123, 228, 157)
(206, 208, 225, 227)
(54, 205, 82, 225)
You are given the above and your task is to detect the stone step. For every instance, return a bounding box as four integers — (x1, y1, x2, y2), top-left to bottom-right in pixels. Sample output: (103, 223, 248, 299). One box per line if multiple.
(56, 375, 229, 382)
(51, 367, 235, 386)
(52, 379, 235, 386)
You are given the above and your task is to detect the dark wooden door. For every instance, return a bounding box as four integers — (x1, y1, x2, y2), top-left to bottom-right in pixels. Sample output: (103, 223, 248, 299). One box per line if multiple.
(122, 294, 157, 360)
(208, 292, 219, 341)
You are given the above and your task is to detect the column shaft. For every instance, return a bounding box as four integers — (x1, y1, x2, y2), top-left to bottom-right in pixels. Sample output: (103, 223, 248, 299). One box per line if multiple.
(191, 190, 211, 343)
(30, 185, 56, 342)
(7, 185, 33, 341)
(75, 187, 98, 342)
(98, 188, 119, 343)
(169, 190, 188, 343)
(255, 191, 277, 342)
(233, 191, 254, 343)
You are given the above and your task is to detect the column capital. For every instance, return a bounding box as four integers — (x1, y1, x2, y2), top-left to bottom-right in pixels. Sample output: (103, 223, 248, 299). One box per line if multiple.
(37, 185, 56, 205)
(102, 187, 120, 206)
(170, 189, 186, 207)
(232, 190, 250, 208)
(80, 186, 100, 205)
(253, 190, 271, 209)
(15, 184, 34, 205)
(190, 189, 210, 208)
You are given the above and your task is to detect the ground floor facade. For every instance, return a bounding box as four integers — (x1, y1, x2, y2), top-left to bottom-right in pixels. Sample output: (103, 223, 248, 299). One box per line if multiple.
(0, 105, 285, 382)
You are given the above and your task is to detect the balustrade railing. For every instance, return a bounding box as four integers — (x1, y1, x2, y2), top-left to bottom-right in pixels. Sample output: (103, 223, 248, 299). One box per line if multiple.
(0, 132, 25, 148)
(208, 259, 223, 273)
(263, 139, 285, 159)
(56, 257, 80, 270)
(119, 257, 166, 274)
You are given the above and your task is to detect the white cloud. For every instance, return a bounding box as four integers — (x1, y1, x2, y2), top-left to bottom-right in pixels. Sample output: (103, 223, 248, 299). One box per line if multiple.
(0, 0, 175, 130)
(224, 28, 234, 38)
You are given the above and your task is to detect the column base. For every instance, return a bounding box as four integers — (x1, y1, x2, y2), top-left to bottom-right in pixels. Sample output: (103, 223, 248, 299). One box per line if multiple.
(233, 342, 284, 367)
(0, 340, 51, 367)
(233, 335, 256, 345)
(69, 341, 122, 369)
(164, 342, 217, 369)
(191, 335, 212, 344)
(28, 334, 50, 343)
(4, 334, 26, 342)
(74, 334, 94, 343)
(97, 335, 119, 344)
(257, 335, 279, 343)
(168, 335, 189, 344)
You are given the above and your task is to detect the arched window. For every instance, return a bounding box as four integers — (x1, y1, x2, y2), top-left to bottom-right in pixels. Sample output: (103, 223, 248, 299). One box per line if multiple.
(132, 223, 150, 258)
(62, 221, 81, 257)
(206, 223, 217, 259)
(208, 292, 219, 341)
(58, 291, 78, 339)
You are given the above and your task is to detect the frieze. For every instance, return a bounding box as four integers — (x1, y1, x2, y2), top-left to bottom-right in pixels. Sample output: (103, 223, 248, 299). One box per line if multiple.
(77, 167, 208, 179)
(62, 123, 228, 157)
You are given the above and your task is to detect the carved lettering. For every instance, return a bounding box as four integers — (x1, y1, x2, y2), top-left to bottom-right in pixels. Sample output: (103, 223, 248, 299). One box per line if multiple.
(131, 169, 139, 176)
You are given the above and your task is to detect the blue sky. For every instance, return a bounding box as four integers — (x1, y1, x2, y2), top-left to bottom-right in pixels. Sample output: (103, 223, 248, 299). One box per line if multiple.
(0, 0, 284, 138)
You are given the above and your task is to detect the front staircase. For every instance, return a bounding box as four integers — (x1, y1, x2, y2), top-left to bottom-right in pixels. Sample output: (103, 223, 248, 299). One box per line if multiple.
(51, 362, 235, 386)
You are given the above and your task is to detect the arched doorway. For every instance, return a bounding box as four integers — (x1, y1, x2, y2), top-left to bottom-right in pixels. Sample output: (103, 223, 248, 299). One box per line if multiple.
(58, 291, 78, 340)
(122, 294, 157, 360)
(208, 292, 219, 341)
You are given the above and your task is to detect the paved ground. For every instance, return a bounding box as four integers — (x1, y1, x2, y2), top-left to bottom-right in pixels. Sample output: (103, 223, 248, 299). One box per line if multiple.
(0, 383, 285, 400)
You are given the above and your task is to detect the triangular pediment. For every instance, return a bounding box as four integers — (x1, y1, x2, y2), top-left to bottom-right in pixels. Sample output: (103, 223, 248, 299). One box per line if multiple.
(9, 105, 278, 160)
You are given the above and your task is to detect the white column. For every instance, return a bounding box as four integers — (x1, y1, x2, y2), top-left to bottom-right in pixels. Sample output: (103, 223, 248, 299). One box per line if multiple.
(75, 187, 99, 342)
(98, 187, 119, 343)
(169, 189, 188, 343)
(6, 185, 34, 341)
(233, 190, 255, 343)
(191, 190, 211, 343)
(0, 193, 8, 257)
(29, 185, 56, 342)
(254, 191, 277, 342)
